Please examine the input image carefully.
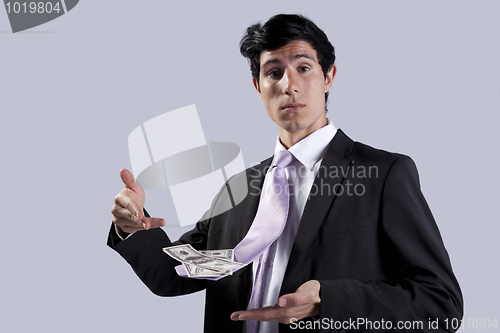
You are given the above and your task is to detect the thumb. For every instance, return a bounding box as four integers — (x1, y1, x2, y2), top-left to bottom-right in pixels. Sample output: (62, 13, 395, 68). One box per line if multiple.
(277, 292, 303, 308)
(142, 217, 166, 230)
(120, 168, 141, 191)
(278, 280, 320, 307)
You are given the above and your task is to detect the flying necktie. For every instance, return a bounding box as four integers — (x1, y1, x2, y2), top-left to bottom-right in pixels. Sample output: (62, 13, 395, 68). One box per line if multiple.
(173, 150, 293, 285)
(236, 150, 292, 333)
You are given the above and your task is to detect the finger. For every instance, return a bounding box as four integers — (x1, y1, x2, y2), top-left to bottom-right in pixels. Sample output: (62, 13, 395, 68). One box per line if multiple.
(279, 280, 321, 307)
(114, 215, 165, 232)
(113, 218, 144, 234)
(114, 192, 142, 219)
(120, 168, 141, 191)
(278, 292, 307, 308)
(233, 305, 283, 322)
(111, 205, 142, 225)
(232, 305, 315, 324)
(119, 225, 143, 234)
(142, 217, 166, 230)
(230, 311, 243, 321)
(240, 306, 315, 324)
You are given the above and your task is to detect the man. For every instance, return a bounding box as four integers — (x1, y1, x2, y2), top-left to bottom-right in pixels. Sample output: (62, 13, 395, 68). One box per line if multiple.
(108, 14, 463, 332)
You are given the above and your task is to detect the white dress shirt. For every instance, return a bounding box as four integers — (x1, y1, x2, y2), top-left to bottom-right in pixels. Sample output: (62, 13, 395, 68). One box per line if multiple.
(248, 119, 337, 333)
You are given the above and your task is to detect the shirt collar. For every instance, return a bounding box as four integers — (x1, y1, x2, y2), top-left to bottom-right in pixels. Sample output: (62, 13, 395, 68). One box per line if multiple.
(273, 118, 337, 171)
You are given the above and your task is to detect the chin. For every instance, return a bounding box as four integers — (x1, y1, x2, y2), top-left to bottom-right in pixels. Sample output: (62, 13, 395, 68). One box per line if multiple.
(279, 121, 307, 133)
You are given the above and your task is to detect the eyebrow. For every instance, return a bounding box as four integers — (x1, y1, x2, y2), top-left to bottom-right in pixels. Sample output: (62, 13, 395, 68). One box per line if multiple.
(261, 53, 316, 68)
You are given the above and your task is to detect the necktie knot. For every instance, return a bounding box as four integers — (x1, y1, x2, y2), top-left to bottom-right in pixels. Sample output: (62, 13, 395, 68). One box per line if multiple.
(273, 150, 293, 169)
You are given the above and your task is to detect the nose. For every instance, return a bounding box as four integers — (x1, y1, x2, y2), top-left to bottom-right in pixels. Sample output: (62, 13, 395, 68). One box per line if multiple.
(281, 69, 299, 95)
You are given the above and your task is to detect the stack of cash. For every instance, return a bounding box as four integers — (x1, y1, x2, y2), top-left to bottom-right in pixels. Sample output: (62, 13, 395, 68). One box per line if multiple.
(163, 244, 244, 277)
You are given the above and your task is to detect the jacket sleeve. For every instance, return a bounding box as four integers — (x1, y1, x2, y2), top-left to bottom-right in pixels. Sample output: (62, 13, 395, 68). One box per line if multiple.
(106, 212, 210, 297)
(106, 169, 244, 297)
(318, 156, 463, 333)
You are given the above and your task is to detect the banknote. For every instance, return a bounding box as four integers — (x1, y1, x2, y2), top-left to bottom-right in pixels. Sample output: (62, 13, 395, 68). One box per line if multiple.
(163, 244, 243, 276)
(183, 249, 234, 277)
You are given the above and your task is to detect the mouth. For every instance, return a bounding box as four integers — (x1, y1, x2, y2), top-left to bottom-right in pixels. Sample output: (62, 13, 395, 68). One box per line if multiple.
(281, 103, 305, 113)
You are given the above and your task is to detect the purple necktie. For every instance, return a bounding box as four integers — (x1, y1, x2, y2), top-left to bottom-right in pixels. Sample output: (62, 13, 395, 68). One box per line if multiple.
(233, 150, 293, 264)
(173, 150, 293, 289)
(237, 150, 292, 333)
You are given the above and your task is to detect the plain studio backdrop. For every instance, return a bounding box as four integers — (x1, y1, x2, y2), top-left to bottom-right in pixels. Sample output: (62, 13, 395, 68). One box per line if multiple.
(1, 1, 498, 331)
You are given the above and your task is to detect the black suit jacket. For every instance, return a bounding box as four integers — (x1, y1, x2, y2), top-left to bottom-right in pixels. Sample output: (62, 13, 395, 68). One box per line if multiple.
(108, 129, 463, 333)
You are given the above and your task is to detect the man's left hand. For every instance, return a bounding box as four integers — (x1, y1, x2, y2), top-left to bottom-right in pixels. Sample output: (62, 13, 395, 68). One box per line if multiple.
(230, 280, 321, 324)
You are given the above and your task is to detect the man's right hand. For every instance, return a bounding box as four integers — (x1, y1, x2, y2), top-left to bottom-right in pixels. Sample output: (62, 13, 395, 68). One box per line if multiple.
(111, 168, 165, 237)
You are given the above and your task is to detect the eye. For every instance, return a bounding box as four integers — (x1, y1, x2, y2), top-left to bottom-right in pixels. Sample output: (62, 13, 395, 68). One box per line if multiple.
(267, 70, 282, 78)
(298, 66, 310, 72)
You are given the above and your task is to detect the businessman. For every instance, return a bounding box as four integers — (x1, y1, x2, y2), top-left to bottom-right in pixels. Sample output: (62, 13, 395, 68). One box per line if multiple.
(108, 14, 463, 332)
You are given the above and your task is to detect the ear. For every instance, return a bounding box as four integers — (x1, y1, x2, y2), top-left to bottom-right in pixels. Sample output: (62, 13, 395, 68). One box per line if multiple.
(324, 65, 336, 93)
(252, 77, 263, 100)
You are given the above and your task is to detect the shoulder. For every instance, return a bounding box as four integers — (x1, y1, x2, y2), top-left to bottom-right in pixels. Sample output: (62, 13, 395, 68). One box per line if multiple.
(336, 129, 415, 167)
(333, 129, 420, 182)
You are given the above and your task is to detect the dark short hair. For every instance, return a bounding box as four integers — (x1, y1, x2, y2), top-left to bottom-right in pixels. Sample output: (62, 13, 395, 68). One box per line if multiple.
(240, 14, 336, 108)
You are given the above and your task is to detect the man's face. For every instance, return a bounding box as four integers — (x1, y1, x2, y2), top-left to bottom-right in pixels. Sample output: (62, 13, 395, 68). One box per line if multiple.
(253, 40, 335, 146)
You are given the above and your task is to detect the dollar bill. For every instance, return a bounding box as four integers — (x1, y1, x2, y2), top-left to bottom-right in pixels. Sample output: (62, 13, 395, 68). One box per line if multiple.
(183, 249, 234, 277)
(163, 244, 243, 276)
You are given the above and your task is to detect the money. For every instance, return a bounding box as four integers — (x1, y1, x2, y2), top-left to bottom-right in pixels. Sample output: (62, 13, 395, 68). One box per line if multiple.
(163, 244, 244, 278)
(183, 249, 234, 277)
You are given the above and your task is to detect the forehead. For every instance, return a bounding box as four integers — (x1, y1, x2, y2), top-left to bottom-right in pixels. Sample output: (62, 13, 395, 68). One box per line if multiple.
(260, 40, 318, 68)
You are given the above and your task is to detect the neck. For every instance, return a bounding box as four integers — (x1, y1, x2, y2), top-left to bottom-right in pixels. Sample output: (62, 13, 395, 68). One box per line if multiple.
(278, 116, 328, 149)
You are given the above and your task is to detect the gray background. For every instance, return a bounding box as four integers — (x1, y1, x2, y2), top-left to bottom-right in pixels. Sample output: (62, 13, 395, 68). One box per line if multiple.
(1, 0, 498, 332)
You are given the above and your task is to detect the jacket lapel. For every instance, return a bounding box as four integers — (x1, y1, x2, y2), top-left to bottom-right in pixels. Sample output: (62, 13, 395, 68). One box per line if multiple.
(282, 129, 354, 282)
